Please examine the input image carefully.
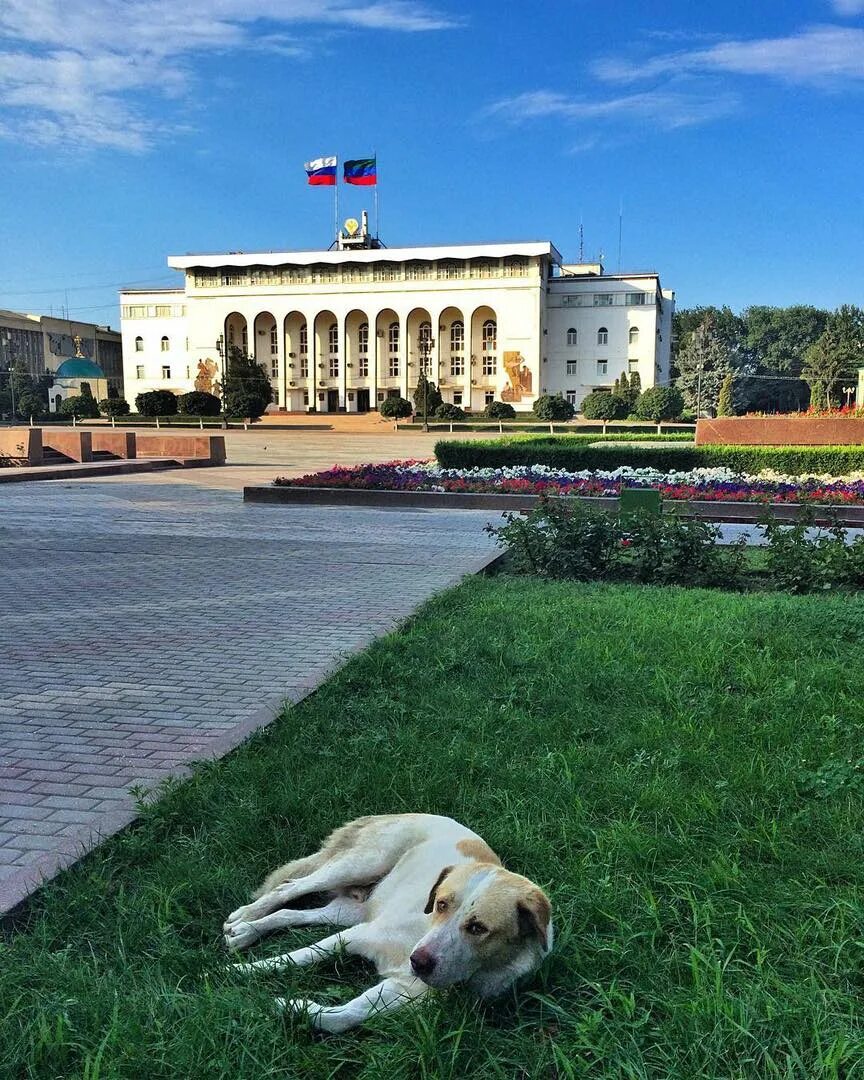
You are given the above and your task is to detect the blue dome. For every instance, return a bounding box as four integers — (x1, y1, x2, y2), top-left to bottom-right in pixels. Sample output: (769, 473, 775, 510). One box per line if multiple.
(55, 358, 106, 379)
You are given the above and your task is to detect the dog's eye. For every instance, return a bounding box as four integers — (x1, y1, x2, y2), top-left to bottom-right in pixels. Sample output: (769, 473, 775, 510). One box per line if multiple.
(435, 899, 448, 912)
(466, 920, 488, 936)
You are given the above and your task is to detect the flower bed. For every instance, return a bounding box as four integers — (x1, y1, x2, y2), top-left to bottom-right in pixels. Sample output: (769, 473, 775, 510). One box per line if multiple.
(275, 462, 864, 506)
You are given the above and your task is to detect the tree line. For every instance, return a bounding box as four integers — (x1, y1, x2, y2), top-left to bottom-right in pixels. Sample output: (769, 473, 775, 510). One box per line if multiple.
(673, 304, 864, 416)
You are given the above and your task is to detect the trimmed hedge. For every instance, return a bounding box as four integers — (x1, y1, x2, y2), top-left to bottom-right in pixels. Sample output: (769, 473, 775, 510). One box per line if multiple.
(434, 437, 864, 476)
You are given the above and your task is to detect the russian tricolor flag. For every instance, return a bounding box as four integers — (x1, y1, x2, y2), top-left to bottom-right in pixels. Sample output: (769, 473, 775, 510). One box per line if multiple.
(305, 156, 337, 186)
(344, 157, 377, 186)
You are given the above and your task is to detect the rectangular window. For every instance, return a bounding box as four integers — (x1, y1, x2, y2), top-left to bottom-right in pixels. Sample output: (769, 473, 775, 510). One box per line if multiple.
(358, 356, 369, 377)
(388, 357, 400, 378)
(271, 358, 279, 379)
(503, 257, 528, 277)
(136, 364, 144, 379)
(450, 357, 464, 377)
(329, 357, 339, 378)
(453, 391, 463, 405)
(484, 390, 495, 405)
(161, 365, 171, 379)
(593, 294, 614, 306)
(628, 358, 639, 373)
(566, 360, 578, 376)
(482, 355, 497, 376)
(185, 366, 190, 379)
(270, 326, 278, 355)
(436, 261, 461, 280)
(155, 305, 171, 317)
(561, 294, 587, 307)
(596, 360, 607, 376)
(566, 390, 578, 406)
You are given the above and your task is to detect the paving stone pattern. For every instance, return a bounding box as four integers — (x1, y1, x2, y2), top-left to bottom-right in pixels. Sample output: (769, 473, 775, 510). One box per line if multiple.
(0, 479, 499, 913)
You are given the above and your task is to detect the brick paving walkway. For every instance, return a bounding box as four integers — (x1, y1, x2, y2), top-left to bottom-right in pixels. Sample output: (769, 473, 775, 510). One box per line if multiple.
(0, 478, 499, 913)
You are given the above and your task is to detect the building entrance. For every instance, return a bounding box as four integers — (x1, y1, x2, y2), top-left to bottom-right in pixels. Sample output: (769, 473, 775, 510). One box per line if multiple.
(327, 389, 340, 412)
(356, 389, 370, 412)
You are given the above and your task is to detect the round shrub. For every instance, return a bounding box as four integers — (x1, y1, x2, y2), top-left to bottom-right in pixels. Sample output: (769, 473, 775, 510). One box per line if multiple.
(435, 403, 466, 421)
(15, 390, 47, 418)
(633, 386, 684, 423)
(533, 393, 575, 422)
(178, 390, 221, 416)
(379, 396, 413, 419)
(98, 397, 130, 417)
(135, 389, 178, 416)
(58, 394, 100, 419)
(580, 391, 628, 421)
(484, 400, 516, 420)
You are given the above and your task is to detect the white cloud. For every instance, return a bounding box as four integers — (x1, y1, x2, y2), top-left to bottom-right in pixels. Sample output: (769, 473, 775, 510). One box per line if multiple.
(0, 0, 457, 151)
(596, 25, 864, 86)
(832, 1, 864, 15)
(486, 87, 738, 133)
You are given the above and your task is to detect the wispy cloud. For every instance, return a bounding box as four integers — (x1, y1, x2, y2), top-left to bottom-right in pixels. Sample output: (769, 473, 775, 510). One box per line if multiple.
(832, 0, 864, 15)
(485, 86, 738, 134)
(596, 25, 864, 86)
(0, 0, 457, 152)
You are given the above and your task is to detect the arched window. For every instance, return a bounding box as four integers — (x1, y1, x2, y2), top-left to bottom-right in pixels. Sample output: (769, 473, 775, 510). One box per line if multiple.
(299, 324, 308, 377)
(160, 336, 170, 352)
(597, 327, 609, 346)
(482, 319, 497, 376)
(328, 323, 339, 377)
(358, 322, 369, 354)
(134, 335, 144, 352)
(566, 327, 578, 346)
(388, 322, 400, 377)
(450, 320, 464, 353)
(270, 325, 278, 355)
(629, 326, 639, 345)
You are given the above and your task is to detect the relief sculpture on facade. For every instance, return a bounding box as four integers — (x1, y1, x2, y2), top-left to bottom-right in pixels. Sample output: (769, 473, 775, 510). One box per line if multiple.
(501, 350, 532, 402)
(194, 358, 219, 395)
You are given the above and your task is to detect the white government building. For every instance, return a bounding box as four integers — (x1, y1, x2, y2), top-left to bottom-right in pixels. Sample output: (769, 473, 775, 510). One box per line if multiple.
(120, 215, 674, 414)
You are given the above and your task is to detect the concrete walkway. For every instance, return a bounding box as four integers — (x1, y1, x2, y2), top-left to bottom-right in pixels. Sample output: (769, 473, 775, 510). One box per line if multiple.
(0, 475, 500, 914)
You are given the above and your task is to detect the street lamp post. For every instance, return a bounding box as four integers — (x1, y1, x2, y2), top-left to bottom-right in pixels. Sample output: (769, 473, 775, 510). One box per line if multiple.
(1, 331, 16, 421)
(216, 334, 228, 428)
(417, 328, 433, 433)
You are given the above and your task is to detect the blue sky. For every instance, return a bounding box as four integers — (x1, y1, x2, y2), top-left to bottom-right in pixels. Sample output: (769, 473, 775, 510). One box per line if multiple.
(1, 0, 862, 326)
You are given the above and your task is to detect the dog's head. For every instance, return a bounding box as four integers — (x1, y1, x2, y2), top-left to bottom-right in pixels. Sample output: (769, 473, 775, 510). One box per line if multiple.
(409, 863, 553, 998)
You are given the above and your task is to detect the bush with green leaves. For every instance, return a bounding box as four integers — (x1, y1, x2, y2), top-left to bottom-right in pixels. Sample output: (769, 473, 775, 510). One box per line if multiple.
(634, 386, 684, 422)
(15, 390, 47, 418)
(435, 437, 864, 475)
(759, 509, 864, 593)
(58, 391, 100, 419)
(222, 347, 272, 419)
(135, 389, 178, 416)
(435, 403, 466, 420)
(379, 396, 413, 419)
(581, 391, 628, 421)
(177, 390, 221, 416)
(483, 400, 516, 420)
(488, 499, 745, 588)
(412, 374, 442, 418)
(533, 393, 575, 421)
(98, 397, 130, 417)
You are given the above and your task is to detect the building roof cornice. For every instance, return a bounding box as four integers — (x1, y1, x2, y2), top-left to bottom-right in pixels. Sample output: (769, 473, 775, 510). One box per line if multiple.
(167, 240, 562, 270)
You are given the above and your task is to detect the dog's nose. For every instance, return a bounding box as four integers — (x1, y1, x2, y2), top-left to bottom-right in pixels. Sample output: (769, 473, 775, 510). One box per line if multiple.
(410, 948, 437, 978)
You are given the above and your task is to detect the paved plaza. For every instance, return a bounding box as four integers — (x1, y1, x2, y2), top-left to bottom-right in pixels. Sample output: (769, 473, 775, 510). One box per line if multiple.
(0, 463, 499, 914)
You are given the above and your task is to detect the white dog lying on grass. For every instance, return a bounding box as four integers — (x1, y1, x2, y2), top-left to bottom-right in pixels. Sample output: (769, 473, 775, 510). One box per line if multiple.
(225, 813, 553, 1033)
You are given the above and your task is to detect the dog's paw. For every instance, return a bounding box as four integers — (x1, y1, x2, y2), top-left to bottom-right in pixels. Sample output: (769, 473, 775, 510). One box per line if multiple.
(225, 905, 254, 927)
(275, 997, 323, 1021)
(224, 920, 260, 951)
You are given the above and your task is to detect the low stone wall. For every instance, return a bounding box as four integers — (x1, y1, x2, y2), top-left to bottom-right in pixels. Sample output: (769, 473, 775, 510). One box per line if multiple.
(43, 430, 92, 462)
(0, 427, 42, 466)
(91, 431, 136, 459)
(696, 417, 864, 446)
(136, 434, 226, 464)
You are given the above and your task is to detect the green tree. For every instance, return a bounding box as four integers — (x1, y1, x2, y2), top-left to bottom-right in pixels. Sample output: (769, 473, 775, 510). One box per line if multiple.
(717, 373, 735, 416)
(533, 393, 575, 421)
(581, 391, 628, 421)
(673, 306, 745, 376)
(742, 305, 828, 376)
(136, 389, 178, 416)
(58, 385, 101, 419)
(379, 396, 413, 419)
(412, 374, 442, 419)
(802, 308, 864, 410)
(178, 390, 221, 416)
(98, 397, 130, 417)
(223, 345, 272, 419)
(8, 357, 51, 418)
(634, 386, 684, 423)
(674, 315, 733, 416)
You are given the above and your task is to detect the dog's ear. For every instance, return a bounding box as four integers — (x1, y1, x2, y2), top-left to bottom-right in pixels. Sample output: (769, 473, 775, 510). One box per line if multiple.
(424, 866, 454, 914)
(517, 889, 552, 951)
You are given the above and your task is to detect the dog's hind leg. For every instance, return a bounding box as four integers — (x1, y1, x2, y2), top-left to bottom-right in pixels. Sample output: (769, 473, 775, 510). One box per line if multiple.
(277, 976, 428, 1034)
(224, 895, 366, 951)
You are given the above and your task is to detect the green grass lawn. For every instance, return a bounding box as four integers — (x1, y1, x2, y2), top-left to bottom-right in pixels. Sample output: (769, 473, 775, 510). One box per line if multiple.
(4, 578, 864, 1078)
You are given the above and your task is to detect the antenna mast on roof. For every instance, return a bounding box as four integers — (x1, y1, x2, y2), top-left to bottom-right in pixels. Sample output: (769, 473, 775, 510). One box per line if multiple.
(578, 218, 584, 263)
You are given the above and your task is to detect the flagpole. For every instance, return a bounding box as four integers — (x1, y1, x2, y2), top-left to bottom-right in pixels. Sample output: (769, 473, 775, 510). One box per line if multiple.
(373, 151, 379, 239)
(334, 157, 339, 246)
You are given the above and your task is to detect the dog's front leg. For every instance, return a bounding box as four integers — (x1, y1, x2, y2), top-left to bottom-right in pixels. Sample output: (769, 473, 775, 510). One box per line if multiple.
(277, 976, 428, 1034)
